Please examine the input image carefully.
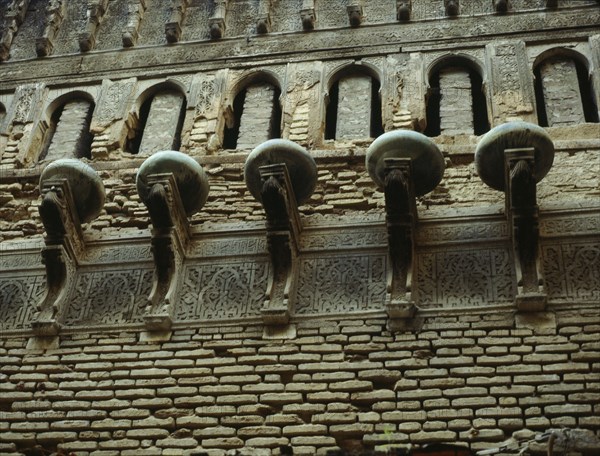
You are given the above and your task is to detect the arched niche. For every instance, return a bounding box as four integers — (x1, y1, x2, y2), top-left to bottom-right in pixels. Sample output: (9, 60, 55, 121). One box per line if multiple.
(126, 81, 188, 155)
(324, 63, 383, 141)
(39, 91, 96, 161)
(223, 71, 283, 150)
(533, 48, 599, 127)
(425, 55, 490, 137)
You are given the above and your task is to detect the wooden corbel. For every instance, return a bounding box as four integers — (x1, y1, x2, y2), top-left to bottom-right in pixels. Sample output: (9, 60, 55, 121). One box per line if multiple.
(475, 121, 555, 312)
(383, 158, 417, 321)
(504, 148, 546, 311)
(256, 0, 272, 34)
(34, 160, 105, 336)
(396, 1, 411, 21)
(209, 0, 228, 39)
(445, 0, 459, 16)
(79, 0, 109, 52)
(347, 4, 363, 27)
(36, 0, 66, 57)
(244, 140, 317, 331)
(165, 0, 190, 43)
(300, 0, 316, 31)
(136, 151, 209, 331)
(258, 164, 301, 326)
(366, 131, 445, 330)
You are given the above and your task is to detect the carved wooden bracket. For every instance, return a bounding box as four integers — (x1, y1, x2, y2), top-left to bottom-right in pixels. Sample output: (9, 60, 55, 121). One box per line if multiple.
(475, 121, 554, 312)
(366, 130, 444, 329)
(257, 0, 272, 34)
(0, 0, 30, 61)
(136, 151, 209, 330)
(209, 0, 228, 39)
(79, 0, 109, 52)
(36, 0, 66, 57)
(382, 158, 417, 323)
(123, 0, 146, 47)
(258, 164, 302, 326)
(142, 173, 191, 331)
(34, 160, 105, 336)
(504, 148, 547, 311)
(34, 179, 86, 336)
(445, 0, 459, 16)
(165, 0, 190, 44)
(396, 0, 411, 21)
(494, 0, 509, 14)
(300, 0, 316, 31)
(347, 5, 363, 27)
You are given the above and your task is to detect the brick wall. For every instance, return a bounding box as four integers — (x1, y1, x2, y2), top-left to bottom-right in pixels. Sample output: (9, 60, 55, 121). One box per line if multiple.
(0, 310, 598, 455)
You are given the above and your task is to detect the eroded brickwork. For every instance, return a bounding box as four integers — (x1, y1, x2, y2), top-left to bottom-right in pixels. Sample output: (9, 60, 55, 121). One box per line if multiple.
(0, 311, 598, 455)
(237, 84, 277, 150)
(336, 76, 372, 140)
(439, 68, 473, 136)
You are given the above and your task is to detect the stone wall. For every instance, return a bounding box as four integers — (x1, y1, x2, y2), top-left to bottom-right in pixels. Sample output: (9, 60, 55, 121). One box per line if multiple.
(539, 58, 586, 127)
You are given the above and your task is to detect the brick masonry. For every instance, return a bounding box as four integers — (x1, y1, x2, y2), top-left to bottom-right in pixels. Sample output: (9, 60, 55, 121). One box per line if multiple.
(0, 2, 599, 455)
(0, 311, 599, 455)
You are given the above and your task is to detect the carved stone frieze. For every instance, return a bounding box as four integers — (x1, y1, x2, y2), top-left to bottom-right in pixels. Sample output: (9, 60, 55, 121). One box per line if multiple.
(541, 213, 600, 238)
(301, 229, 387, 252)
(416, 247, 516, 308)
(2, 9, 598, 86)
(486, 40, 536, 124)
(416, 220, 509, 244)
(296, 254, 387, 314)
(65, 268, 153, 325)
(178, 260, 269, 320)
(542, 241, 600, 302)
(82, 244, 153, 264)
(190, 236, 267, 258)
(0, 275, 46, 331)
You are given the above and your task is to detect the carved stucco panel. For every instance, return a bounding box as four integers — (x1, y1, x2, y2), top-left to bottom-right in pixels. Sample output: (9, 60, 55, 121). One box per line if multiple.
(178, 259, 269, 320)
(65, 268, 153, 325)
(416, 247, 515, 308)
(295, 254, 387, 315)
(542, 241, 600, 302)
(0, 275, 46, 330)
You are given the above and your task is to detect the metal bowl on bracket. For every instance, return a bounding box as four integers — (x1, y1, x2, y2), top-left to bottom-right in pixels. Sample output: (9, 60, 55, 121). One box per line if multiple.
(475, 121, 554, 191)
(366, 130, 445, 196)
(39, 159, 105, 223)
(136, 151, 210, 216)
(244, 139, 318, 205)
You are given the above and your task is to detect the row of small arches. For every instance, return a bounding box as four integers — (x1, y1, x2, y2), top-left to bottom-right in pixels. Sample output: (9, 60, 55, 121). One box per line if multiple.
(1, 48, 597, 162)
